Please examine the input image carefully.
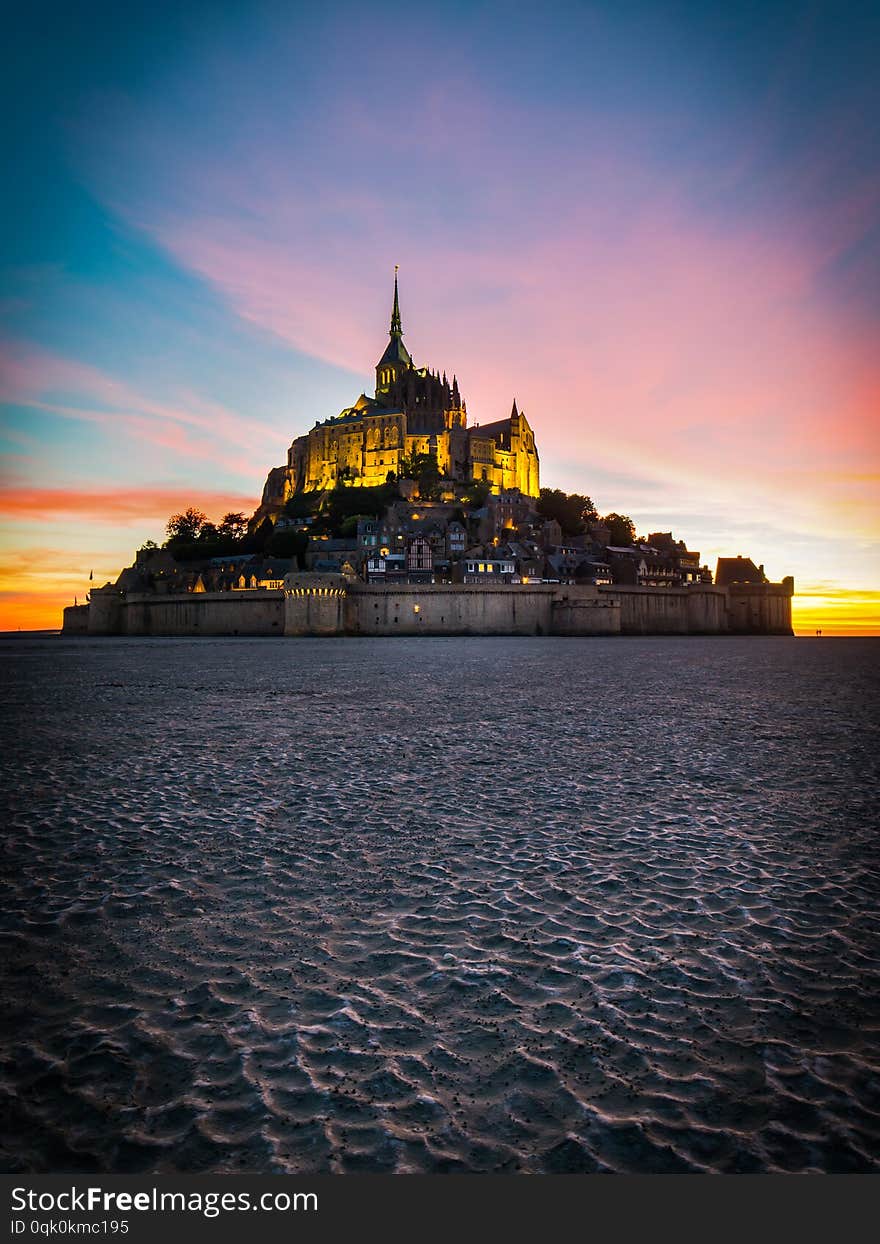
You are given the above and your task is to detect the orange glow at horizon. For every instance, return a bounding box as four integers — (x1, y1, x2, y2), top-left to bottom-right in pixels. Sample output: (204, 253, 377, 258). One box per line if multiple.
(0, 486, 260, 632)
(791, 589, 880, 637)
(0, 556, 120, 632)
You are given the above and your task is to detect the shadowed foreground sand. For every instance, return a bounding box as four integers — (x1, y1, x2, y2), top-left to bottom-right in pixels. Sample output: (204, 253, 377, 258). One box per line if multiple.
(1, 635, 878, 1173)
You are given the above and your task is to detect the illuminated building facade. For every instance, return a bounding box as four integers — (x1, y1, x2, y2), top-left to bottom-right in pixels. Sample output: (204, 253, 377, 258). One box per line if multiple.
(259, 273, 540, 510)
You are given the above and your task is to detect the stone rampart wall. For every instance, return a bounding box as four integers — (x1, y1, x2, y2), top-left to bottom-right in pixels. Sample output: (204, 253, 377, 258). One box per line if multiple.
(70, 576, 793, 637)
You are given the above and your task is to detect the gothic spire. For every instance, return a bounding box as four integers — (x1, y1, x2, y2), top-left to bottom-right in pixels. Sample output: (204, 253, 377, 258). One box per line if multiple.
(376, 265, 411, 381)
(390, 265, 402, 337)
(511, 398, 519, 418)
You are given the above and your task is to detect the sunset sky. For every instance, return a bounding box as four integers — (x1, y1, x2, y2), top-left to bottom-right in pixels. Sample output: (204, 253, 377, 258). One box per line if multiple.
(2, 0, 878, 633)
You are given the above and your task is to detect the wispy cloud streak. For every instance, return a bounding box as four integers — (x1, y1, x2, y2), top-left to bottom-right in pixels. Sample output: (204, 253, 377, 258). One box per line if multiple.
(0, 339, 285, 478)
(0, 483, 255, 523)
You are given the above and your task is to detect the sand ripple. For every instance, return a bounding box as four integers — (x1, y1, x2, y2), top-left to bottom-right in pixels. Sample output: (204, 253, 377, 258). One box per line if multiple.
(1, 634, 879, 1172)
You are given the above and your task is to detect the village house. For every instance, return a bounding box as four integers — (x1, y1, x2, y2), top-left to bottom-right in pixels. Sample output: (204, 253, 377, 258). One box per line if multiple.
(456, 554, 517, 583)
(715, 556, 767, 586)
(406, 535, 434, 583)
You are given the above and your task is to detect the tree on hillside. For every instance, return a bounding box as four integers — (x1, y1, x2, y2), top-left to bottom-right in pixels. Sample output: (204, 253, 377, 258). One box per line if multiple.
(267, 528, 308, 565)
(322, 481, 399, 531)
(537, 489, 597, 534)
(399, 451, 442, 500)
(463, 478, 492, 509)
(338, 514, 369, 538)
(217, 512, 248, 541)
(602, 512, 636, 546)
(166, 507, 208, 544)
(284, 491, 322, 520)
(575, 493, 598, 524)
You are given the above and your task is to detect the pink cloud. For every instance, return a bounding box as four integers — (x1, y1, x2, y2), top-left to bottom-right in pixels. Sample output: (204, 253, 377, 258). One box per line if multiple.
(0, 338, 284, 477)
(0, 483, 256, 523)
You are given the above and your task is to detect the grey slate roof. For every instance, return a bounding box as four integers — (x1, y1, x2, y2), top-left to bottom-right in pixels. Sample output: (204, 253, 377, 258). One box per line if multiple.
(377, 336, 412, 368)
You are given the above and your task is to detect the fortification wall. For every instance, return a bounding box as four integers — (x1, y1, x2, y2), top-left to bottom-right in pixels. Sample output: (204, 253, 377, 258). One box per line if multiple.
(61, 604, 90, 634)
(602, 585, 690, 634)
(687, 587, 729, 634)
(77, 575, 794, 638)
(284, 575, 348, 636)
(551, 589, 621, 635)
(727, 579, 794, 635)
(597, 584, 730, 635)
(345, 582, 559, 635)
(88, 588, 123, 635)
(123, 591, 283, 636)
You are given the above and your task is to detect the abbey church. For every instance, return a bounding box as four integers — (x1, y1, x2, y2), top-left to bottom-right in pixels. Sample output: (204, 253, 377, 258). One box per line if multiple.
(259, 273, 540, 510)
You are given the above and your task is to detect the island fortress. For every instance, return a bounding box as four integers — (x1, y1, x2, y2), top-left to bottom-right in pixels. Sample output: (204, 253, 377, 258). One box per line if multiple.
(64, 271, 794, 638)
(258, 270, 539, 509)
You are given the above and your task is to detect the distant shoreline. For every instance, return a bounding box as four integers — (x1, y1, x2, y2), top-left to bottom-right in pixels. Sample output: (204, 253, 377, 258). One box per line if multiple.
(5, 630, 880, 639)
(1, 629, 62, 636)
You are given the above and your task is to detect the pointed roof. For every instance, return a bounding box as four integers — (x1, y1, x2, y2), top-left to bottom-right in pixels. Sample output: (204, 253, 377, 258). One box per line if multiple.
(390, 267, 402, 335)
(377, 266, 412, 369)
(468, 418, 510, 441)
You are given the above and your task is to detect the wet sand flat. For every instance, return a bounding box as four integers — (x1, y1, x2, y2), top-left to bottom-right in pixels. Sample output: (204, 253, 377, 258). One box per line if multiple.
(1, 634, 878, 1173)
